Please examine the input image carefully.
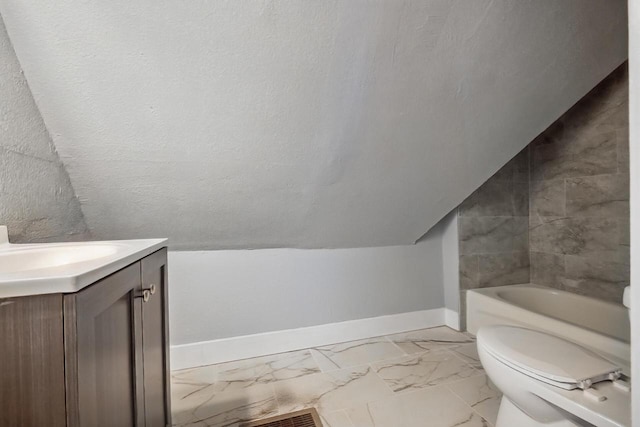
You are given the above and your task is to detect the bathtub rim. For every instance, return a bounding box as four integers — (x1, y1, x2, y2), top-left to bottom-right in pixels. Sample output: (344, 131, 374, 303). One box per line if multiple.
(469, 283, 627, 312)
(466, 283, 630, 369)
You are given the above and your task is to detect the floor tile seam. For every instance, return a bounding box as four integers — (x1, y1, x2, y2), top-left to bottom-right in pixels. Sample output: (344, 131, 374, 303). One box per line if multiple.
(304, 348, 327, 374)
(210, 369, 325, 389)
(275, 361, 394, 413)
(374, 379, 464, 403)
(358, 348, 413, 368)
(323, 409, 356, 427)
(383, 334, 410, 355)
(340, 408, 357, 427)
(276, 361, 387, 398)
(372, 345, 471, 367)
(177, 349, 318, 375)
(443, 372, 489, 392)
(312, 348, 413, 374)
(312, 333, 405, 353)
(368, 345, 447, 369)
(216, 350, 318, 375)
(470, 404, 496, 427)
(376, 367, 487, 398)
(443, 378, 495, 408)
(446, 386, 494, 426)
(381, 326, 464, 345)
(442, 346, 485, 374)
(308, 347, 328, 372)
(313, 341, 407, 366)
(309, 347, 344, 373)
(382, 324, 448, 339)
(314, 340, 385, 354)
(367, 346, 482, 392)
(173, 363, 216, 374)
(207, 370, 325, 397)
(368, 361, 403, 396)
(329, 384, 402, 419)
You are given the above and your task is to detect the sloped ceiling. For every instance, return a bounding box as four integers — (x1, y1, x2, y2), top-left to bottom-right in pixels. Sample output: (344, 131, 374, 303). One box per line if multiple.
(0, 0, 627, 249)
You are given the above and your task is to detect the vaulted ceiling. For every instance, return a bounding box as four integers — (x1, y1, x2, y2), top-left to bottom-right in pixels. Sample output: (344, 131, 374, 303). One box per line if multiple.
(0, 0, 627, 249)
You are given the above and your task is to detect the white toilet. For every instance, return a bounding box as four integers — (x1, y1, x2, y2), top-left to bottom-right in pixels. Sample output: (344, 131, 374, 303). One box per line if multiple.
(477, 286, 632, 427)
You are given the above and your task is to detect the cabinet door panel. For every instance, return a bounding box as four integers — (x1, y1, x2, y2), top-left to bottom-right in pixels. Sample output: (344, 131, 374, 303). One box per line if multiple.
(141, 248, 171, 427)
(69, 262, 144, 427)
(0, 294, 66, 427)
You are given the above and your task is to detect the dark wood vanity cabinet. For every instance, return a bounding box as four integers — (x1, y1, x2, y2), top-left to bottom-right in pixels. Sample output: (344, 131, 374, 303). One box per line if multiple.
(0, 248, 171, 427)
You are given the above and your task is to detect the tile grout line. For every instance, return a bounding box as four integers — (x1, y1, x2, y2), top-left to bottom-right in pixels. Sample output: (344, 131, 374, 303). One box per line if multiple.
(446, 384, 496, 426)
(368, 348, 488, 401)
(444, 374, 501, 427)
(383, 334, 410, 355)
(307, 348, 327, 372)
(340, 408, 357, 427)
(368, 362, 401, 396)
(443, 345, 486, 377)
(309, 347, 343, 373)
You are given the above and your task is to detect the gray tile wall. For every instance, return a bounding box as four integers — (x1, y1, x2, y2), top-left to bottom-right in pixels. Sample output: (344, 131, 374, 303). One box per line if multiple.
(457, 64, 628, 327)
(457, 147, 530, 325)
(529, 65, 629, 303)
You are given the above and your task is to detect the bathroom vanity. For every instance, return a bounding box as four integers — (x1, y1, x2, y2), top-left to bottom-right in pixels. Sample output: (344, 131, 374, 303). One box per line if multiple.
(0, 231, 170, 427)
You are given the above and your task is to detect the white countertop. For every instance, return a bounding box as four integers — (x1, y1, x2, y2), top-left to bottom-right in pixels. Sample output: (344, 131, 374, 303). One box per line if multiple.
(0, 229, 167, 298)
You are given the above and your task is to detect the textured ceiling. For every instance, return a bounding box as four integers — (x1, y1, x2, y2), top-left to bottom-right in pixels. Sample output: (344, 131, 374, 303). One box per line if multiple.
(0, 0, 627, 249)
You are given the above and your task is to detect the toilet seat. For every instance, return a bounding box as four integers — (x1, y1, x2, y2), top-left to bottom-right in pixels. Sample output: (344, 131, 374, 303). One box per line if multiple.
(477, 326, 622, 390)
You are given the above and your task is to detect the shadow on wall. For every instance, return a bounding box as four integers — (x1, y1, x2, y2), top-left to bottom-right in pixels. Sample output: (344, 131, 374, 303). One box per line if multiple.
(0, 16, 89, 243)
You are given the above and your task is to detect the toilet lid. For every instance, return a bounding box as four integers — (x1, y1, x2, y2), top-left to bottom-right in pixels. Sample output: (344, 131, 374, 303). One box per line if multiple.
(478, 326, 621, 389)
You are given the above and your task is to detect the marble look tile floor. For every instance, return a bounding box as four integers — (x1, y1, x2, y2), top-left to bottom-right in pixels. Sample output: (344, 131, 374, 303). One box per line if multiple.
(171, 326, 501, 427)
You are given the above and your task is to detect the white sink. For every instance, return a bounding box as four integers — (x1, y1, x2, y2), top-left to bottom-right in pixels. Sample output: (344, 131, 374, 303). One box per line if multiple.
(0, 226, 166, 298)
(0, 244, 120, 273)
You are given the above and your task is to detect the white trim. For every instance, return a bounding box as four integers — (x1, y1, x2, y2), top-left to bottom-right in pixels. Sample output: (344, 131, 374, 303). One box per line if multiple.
(171, 308, 446, 370)
(444, 308, 460, 331)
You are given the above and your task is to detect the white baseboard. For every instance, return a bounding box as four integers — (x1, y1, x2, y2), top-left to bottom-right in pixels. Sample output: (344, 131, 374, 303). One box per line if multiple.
(444, 308, 460, 331)
(171, 308, 447, 370)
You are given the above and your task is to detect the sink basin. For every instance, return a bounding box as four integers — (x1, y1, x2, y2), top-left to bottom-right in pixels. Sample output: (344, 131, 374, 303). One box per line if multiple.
(0, 225, 167, 298)
(0, 244, 120, 274)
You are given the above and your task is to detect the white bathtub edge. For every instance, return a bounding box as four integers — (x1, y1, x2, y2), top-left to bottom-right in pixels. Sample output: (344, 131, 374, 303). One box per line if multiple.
(466, 284, 630, 368)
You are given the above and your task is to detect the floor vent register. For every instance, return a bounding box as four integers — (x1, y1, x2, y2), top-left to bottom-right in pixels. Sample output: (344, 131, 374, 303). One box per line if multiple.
(243, 408, 322, 427)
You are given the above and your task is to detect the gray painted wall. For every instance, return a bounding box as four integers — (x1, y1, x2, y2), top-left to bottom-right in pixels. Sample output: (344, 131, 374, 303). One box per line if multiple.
(0, 17, 88, 242)
(0, 0, 627, 250)
(440, 212, 459, 312)
(168, 227, 444, 345)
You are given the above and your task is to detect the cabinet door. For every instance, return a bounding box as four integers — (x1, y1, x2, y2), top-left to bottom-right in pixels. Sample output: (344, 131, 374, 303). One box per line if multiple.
(141, 248, 171, 427)
(65, 262, 145, 427)
(0, 294, 66, 427)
